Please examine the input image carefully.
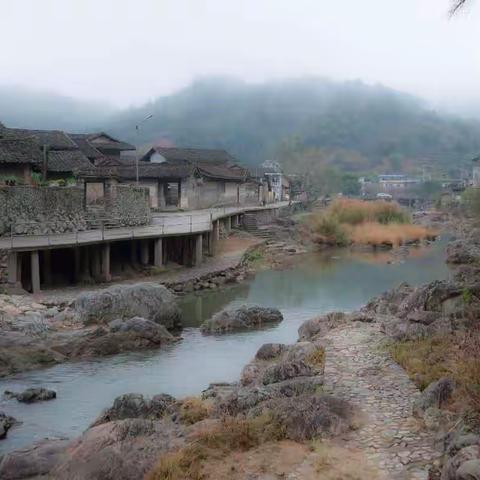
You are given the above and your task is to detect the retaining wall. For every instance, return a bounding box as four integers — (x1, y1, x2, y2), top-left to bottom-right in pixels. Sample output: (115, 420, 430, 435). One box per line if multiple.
(111, 185, 151, 227)
(0, 186, 87, 236)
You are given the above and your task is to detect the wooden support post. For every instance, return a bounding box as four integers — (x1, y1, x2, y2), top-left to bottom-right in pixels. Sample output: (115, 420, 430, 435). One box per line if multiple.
(42, 250, 52, 286)
(154, 238, 163, 267)
(74, 248, 81, 282)
(7, 252, 19, 287)
(30, 251, 41, 294)
(194, 234, 203, 266)
(182, 237, 190, 266)
(79, 247, 91, 283)
(101, 243, 111, 282)
(91, 245, 101, 281)
(130, 240, 137, 266)
(140, 240, 150, 266)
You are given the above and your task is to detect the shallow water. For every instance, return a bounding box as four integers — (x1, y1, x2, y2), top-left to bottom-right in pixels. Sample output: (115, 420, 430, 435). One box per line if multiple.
(0, 239, 451, 453)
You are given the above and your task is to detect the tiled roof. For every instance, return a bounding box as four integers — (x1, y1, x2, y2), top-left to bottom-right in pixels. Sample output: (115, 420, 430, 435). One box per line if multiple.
(116, 163, 193, 180)
(142, 147, 237, 165)
(10, 128, 77, 150)
(85, 132, 135, 152)
(0, 137, 42, 164)
(68, 133, 104, 159)
(46, 150, 93, 172)
(197, 162, 247, 181)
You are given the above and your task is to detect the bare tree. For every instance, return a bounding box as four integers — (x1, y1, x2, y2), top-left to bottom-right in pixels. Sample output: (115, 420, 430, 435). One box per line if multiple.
(450, 0, 469, 15)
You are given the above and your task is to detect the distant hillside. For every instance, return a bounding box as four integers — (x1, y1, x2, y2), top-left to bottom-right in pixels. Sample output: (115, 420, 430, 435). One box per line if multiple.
(0, 85, 114, 131)
(104, 77, 480, 174)
(2, 78, 480, 175)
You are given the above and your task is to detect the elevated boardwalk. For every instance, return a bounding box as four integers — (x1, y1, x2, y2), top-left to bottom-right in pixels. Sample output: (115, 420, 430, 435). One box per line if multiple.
(1, 202, 293, 252)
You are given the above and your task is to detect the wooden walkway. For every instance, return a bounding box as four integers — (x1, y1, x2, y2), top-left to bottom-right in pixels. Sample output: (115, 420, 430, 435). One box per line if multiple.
(0, 202, 293, 251)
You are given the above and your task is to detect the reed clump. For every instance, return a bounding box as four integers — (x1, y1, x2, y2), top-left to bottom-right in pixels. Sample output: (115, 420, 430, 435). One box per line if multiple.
(310, 199, 434, 247)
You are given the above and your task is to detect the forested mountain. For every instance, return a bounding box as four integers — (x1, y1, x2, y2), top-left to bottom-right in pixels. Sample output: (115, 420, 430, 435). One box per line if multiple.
(104, 77, 480, 174)
(2, 78, 480, 175)
(0, 85, 114, 131)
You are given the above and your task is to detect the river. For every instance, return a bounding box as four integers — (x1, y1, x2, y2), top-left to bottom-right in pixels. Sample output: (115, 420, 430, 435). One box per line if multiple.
(0, 239, 451, 454)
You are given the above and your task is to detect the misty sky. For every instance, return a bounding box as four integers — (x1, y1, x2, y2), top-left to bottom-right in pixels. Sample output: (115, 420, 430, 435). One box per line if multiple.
(1, 0, 479, 111)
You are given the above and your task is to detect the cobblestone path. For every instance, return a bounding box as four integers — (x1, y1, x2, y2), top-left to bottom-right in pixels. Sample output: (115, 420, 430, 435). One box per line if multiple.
(322, 323, 442, 480)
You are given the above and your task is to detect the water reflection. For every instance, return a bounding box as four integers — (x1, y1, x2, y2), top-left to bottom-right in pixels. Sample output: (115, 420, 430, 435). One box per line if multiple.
(0, 239, 450, 454)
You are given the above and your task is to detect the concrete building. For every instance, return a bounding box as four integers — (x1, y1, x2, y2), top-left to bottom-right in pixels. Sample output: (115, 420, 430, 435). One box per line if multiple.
(251, 160, 291, 203)
(473, 156, 480, 187)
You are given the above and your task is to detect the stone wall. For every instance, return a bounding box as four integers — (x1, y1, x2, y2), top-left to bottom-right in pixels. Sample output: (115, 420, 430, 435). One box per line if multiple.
(0, 186, 87, 236)
(111, 185, 151, 227)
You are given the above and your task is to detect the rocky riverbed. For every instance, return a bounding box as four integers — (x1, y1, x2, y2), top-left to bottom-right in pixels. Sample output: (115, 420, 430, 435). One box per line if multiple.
(0, 283, 181, 378)
(1, 211, 478, 478)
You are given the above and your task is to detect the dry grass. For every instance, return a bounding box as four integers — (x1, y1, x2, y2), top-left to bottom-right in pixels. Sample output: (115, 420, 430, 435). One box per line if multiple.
(179, 398, 213, 426)
(310, 199, 435, 247)
(312, 441, 380, 479)
(390, 326, 480, 413)
(349, 222, 433, 247)
(146, 415, 286, 480)
(304, 347, 326, 369)
(328, 198, 410, 225)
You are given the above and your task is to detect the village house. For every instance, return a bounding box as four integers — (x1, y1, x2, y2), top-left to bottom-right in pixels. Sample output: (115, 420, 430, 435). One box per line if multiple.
(0, 123, 137, 184)
(69, 132, 136, 164)
(132, 146, 257, 209)
(0, 123, 41, 183)
(9, 128, 92, 181)
(250, 160, 291, 204)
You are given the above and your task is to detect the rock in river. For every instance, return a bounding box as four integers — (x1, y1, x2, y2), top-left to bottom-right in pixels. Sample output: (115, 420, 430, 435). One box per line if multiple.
(74, 282, 181, 329)
(0, 413, 17, 439)
(4, 387, 56, 403)
(200, 305, 283, 333)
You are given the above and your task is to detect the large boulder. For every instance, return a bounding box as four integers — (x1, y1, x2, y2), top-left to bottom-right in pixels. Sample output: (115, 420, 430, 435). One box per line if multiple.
(262, 361, 315, 385)
(297, 312, 346, 341)
(0, 412, 17, 439)
(413, 378, 455, 418)
(446, 240, 480, 265)
(4, 387, 56, 403)
(456, 460, 480, 480)
(91, 393, 176, 427)
(74, 283, 181, 329)
(0, 438, 70, 480)
(55, 319, 177, 358)
(50, 418, 186, 480)
(363, 282, 414, 315)
(200, 305, 283, 333)
(442, 446, 480, 480)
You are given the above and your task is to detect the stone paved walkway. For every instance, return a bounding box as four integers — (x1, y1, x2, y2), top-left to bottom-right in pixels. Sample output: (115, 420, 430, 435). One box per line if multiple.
(322, 323, 442, 480)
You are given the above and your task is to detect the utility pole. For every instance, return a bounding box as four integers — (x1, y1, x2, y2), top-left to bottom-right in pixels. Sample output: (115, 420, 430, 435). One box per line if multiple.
(135, 114, 154, 186)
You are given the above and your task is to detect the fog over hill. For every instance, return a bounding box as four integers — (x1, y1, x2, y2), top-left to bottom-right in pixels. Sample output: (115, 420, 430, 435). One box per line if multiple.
(2, 78, 480, 174)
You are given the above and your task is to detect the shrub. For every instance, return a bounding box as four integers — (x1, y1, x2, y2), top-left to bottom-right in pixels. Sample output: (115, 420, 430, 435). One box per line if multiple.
(311, 214, 349, 246)
(179, 398, 212, 425)
(462, 188, 480, 218)
(328, 198, 410, 225)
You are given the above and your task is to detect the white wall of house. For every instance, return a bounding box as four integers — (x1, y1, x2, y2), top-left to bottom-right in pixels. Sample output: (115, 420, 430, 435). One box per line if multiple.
(148, 153, 167, 164)
(473, 165, 480, 187)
